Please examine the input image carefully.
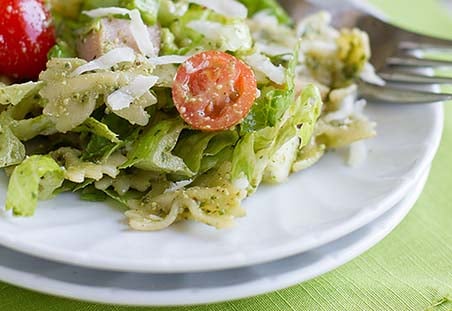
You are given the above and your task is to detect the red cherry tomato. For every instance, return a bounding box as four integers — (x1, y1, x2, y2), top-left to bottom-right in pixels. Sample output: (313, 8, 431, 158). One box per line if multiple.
(0, 0, 56, 80)
(172, 51, 257, 132)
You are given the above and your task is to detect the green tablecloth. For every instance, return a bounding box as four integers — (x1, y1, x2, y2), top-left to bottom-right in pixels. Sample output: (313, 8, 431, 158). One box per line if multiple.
(2, 1, 452, 310)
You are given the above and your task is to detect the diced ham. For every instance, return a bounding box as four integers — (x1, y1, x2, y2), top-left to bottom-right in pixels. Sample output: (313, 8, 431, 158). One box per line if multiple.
(77, 18, 161, 61)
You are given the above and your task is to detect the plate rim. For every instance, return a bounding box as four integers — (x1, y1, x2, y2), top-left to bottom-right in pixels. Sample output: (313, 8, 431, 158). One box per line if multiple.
(0, 167, 430, 306)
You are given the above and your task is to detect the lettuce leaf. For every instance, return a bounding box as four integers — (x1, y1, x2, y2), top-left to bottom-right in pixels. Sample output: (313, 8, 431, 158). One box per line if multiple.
(0, 82, 42, 106)
(0, 122, 26, 168)
(74, 117, 121, 143)
(174, 130, 238, 174)
(122, 118, 192, 176)
(241, 42, 299, 133)
(82, 114, 139, 161)
(5, 155, 65, 216)
(238, 0, 292, 25)
(232, 84, 323, 190)
(168, 5, 252, 54)
(120, 0, 159, 25)
(10, 115, 57, 141)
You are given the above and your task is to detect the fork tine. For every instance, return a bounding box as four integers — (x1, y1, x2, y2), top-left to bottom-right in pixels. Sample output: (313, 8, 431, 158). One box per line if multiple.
(387, 56, 452, 67)
(358, 81, 452, 104)
(378, 71, 452, 84)
(399, 41, 452, 51)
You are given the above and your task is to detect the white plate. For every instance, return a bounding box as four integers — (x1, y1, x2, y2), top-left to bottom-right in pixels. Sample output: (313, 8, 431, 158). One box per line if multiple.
(0, 168, 430, 306)
(0, 103, 443, 273)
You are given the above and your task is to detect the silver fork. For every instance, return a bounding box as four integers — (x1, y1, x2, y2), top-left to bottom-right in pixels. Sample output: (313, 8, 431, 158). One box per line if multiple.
(280, 0, 452, 104)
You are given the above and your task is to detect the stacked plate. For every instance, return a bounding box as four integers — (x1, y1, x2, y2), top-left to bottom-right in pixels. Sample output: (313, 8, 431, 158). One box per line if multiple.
(0, 99, 443, 306)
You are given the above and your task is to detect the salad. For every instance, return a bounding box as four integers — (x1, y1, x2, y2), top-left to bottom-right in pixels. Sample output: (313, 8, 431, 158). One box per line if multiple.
(0, 0, 376, 231)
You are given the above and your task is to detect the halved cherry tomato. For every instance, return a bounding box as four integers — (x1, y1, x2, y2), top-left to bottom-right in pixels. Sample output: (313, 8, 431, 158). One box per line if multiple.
(172, 51, 257, 132)
(0, 0, 56, 80)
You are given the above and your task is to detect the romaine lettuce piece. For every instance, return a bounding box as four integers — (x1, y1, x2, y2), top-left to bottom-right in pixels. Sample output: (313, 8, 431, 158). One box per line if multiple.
(174, 130, 239, 174)
(120, 0, 159, 25)
(122, 118, 192, 176)
(5, 155, 65, 216)
(82, 114, 139, 161)
(231, 133, 256, 185)
(168, 5, 252, 54)
(0, 82, 42, 106)
(263, 85, 323, 182)
(158, 0, 189, 26)
(238, 0, 292, 25)
(48, 40, 78, 58)
(82, 0, 121, 10)
(241, 42, 299, 132)
(74, 117, 121, 143)
(10, 115, 57, 141)
(233, 84, 323, 189)
(187, 20, 252, 52)
(0, 123, 26, 168)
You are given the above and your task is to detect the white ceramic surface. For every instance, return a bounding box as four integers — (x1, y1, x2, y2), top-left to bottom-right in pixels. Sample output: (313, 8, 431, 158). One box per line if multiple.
(0, 103, 443, 273)
(0, 169, 430, 306)
(0, 104, 443, 273)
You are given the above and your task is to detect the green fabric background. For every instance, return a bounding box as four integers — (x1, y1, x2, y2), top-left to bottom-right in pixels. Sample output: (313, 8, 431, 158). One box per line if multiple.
(2, 0, 452, 310)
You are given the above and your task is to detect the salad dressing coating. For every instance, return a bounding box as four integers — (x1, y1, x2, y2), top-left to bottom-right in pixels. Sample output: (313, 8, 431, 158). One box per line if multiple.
(0, 0, 376, 231)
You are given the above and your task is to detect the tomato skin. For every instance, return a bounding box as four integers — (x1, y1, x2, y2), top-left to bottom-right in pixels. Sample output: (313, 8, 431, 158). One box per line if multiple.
(0, 0, 55, 80)
(172, 51, 257, 132)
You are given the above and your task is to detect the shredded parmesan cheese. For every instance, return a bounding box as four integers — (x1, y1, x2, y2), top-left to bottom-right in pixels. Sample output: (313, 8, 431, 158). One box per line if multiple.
(83, 7, 130, 17)
(148, 55, 190, 65)
(128, 9, 156, 56)
(244, 52, 286, 85)
(107, 75, 158, 111)
(71, 47, 136, 76)
(256, 42, 293, 56)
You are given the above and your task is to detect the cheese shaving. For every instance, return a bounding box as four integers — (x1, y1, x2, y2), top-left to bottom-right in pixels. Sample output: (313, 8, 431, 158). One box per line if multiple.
(107, 75, 158, 111)
(71, 47, 136, 76)
(243, 52, 286, 85)
(148, 55, 190, 66)
(83, 7, 130, 17)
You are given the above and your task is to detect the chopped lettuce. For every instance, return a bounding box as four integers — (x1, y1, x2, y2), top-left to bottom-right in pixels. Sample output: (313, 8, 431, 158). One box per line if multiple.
(0, 82, 42, 106)
(241, 42, 299, 132)
(168, 5, 252, 54)
(120, 0, 159, 25)
(174, 130, 239, 174)
(158, 0, 189, 26)
(10, 115, 57, 141)
(74, 117, 121, 143)
(233, 84, 323, 190)
(0, 123, 26, 168)
(238, 0, 292, 25)
(5, 155, 65, 216)
(122, 118, 193, 176)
